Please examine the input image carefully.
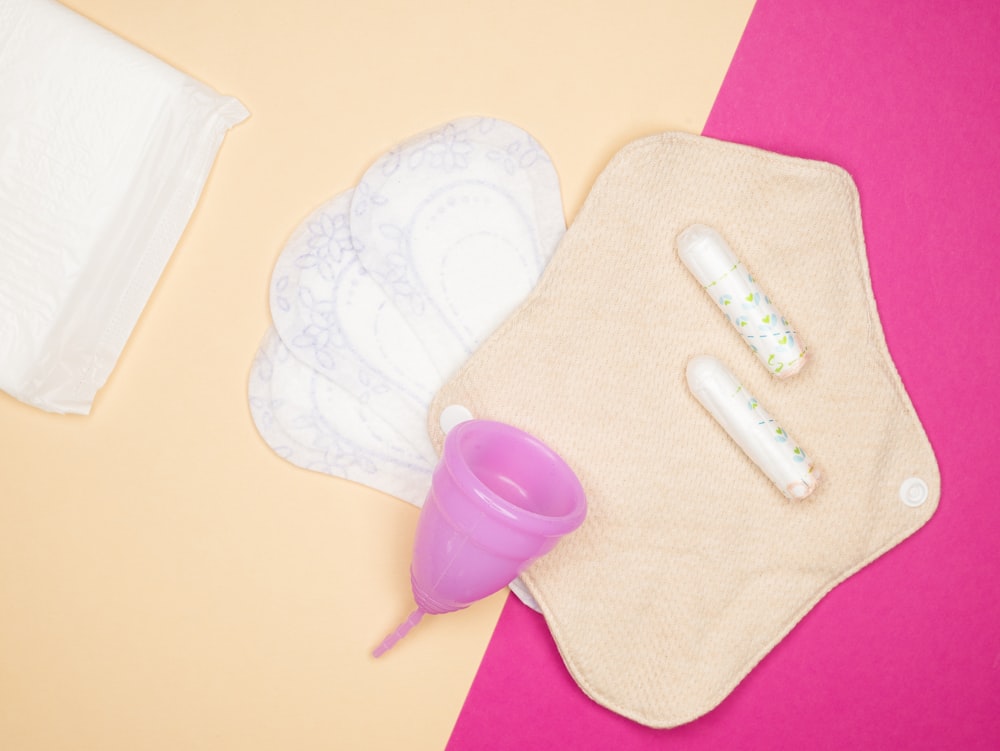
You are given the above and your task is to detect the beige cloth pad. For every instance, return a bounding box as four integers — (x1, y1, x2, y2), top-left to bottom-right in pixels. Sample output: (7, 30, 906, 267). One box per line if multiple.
(428, 132, 939, 727)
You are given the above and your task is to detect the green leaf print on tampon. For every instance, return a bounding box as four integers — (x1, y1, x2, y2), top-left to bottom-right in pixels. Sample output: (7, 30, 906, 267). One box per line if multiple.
(686, 355, 820, 500)
(677, 224, 807, 378)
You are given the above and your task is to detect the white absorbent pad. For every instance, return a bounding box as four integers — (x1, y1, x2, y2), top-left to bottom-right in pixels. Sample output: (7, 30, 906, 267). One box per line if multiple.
(268, 189, 442, 447)
(0, 0, 248, 414)
(253, 118, 564, 501)
(248, 327, 436, 504)
(350, 117, 565, 375)
(428, 132, 940, 727)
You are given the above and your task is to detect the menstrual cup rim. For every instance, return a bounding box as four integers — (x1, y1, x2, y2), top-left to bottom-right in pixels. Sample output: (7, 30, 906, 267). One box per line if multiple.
(442, 419, 587, 536)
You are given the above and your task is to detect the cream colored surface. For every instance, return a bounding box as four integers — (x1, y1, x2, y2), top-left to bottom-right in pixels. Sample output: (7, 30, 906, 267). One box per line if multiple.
(0, 2, 753, 749)
(429, 133, 940, 727)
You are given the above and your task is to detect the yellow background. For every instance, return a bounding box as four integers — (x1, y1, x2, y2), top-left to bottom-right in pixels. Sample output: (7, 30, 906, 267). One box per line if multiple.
(0, 1, 753, 748)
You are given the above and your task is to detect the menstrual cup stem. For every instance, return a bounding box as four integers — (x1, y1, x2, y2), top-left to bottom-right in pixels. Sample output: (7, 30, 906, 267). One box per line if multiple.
(373, 608, 425, 658)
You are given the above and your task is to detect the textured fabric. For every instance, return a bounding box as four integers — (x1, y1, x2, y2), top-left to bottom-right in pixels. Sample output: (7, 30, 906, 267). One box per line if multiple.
(429, 132, 939, 727)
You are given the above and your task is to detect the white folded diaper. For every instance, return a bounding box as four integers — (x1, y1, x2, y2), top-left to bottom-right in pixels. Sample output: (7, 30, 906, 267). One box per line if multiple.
(0, 0, 247, 414)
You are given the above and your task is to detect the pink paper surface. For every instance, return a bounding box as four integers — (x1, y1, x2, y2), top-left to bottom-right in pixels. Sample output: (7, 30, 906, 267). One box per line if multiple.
(448, 1, 1000, 748)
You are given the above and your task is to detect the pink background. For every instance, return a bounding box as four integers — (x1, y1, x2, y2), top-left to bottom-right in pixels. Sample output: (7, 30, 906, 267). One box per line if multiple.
(447, 0, 1000, 748)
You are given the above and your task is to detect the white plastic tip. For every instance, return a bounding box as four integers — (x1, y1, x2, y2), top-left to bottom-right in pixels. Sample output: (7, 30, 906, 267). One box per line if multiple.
(440, 404, 475, 434)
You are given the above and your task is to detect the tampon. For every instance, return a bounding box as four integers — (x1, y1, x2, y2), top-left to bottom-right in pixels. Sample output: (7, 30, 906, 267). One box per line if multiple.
(677, 224, 806, 378)
(686, 355, 820, 499)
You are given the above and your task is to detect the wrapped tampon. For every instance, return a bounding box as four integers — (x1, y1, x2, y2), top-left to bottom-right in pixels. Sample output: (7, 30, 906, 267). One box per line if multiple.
(686, 355, 819, 499)
(677, 224, 806, 378)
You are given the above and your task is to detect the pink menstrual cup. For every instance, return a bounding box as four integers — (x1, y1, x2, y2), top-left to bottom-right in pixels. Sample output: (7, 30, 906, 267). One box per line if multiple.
(373, 419, 587, 657)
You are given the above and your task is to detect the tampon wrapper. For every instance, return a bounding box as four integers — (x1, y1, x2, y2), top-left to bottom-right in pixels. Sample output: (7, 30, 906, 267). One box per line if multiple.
(686, 355, 819, 499)
(677, 224, 806, 378)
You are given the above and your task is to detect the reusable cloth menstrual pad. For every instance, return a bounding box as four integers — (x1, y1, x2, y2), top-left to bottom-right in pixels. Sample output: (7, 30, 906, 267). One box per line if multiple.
(430, 132, 939, 727)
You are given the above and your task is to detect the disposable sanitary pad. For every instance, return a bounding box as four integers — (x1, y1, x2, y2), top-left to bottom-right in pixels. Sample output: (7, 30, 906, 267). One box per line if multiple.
(248, 118, 564, 610)
(268, 189, 441, 452)
(249, 118, 564, 505)
(249, 327, 436, 504)
(0, 0, 247, 413)
(351, 118, 564, 374)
